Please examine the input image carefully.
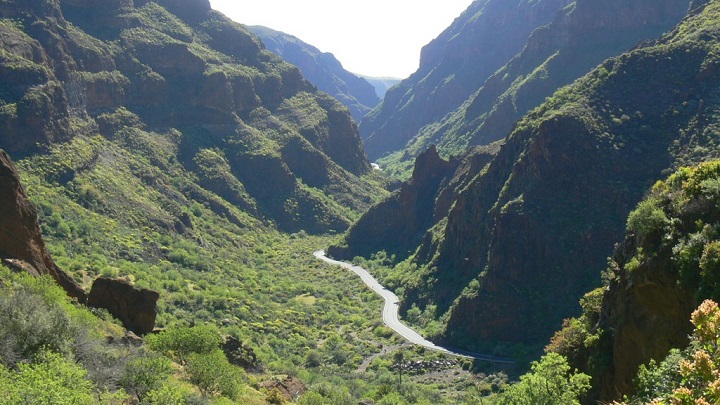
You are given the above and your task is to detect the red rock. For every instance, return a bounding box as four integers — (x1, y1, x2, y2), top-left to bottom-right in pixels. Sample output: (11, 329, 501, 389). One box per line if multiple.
(0, 149, 85, 300)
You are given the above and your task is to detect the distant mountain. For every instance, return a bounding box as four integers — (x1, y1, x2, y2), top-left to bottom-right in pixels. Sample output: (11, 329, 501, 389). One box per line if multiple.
(250, 26, 380, 123)
(333, 0, 717, 364)
(360, 0, 573, 164)
(363, 0, 693, 180)
(357, 75, 401, 99)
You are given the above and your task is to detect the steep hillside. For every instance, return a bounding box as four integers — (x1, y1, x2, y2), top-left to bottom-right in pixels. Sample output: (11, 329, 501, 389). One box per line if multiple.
(548, 161, 720, 403)
(368, 0, 694, 180)
(250, 25, 380, 123)
(329, 143, 500, 263)
(361, 0, 572, 162)
(0, 0, 384, 235)
(334, 0, 720, 360)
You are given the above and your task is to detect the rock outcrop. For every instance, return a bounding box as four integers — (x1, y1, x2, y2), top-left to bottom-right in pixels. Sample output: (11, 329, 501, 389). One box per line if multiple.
(258, 376, 306, 402)
(87, 277, 159, 335)
(329, 144, 498, 262)
(0, 149, 85, 300)
(222, 335, 264, 372)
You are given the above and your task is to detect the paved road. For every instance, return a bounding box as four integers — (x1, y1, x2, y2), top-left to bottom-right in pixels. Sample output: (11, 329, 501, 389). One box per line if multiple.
(314, 250, 514, 364)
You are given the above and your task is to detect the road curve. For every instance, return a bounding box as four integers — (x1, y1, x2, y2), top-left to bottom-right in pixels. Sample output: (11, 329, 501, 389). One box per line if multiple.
(313, 250, 514, 364)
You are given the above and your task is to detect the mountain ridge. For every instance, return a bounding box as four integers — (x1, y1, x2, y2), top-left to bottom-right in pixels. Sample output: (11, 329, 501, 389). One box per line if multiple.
(250, 25, 380, 123)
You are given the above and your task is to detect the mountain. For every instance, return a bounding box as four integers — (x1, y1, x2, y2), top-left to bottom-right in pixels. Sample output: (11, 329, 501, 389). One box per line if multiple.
(0, 0, 385, 235)
(363, 0, 694, 180)
(358, 75, 401, 99)
(360, 0, 573, 165)
(332, 0, 720, 361)
(250, 25, 380, 123)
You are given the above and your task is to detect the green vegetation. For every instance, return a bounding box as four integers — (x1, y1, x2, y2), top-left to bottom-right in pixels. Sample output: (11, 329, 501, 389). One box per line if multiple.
(489, 353, 590, 405)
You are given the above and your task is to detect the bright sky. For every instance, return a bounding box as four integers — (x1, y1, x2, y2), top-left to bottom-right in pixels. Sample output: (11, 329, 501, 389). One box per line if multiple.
(209, 0, 475, 79)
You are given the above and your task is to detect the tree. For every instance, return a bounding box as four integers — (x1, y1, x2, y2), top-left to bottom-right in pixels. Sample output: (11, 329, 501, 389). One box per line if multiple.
(145, 325, 221, 364)
(491, 353, 590, 405)
(119, 355, 173, 402)
(185, 349, 242, 399)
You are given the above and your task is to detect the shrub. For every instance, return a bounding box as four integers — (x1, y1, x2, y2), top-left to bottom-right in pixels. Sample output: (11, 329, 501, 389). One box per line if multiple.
(145, 325, 221, 363)
(0, 349, 96, 405)
(626, 197, 668, 236)
(120, 354, 174, 402)
(185, 349, 242, 399)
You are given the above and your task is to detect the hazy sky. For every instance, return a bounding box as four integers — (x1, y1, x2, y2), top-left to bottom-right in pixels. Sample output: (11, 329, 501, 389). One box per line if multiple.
(209, 0, 475, 79)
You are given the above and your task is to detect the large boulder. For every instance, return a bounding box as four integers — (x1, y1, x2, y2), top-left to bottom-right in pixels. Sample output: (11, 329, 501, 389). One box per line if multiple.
(87, 276, 159, 335)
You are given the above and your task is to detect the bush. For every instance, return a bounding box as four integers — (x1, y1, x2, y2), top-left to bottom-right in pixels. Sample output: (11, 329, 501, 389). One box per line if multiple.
(626, 197, 668, 236)
(0, 280, 75, 365)
(145, 325, 221, 363)
(491, 353, 590, 405)
(185, 349, 242, 399)
(0, 349, 96, 405)
(120, 354, 174, 402)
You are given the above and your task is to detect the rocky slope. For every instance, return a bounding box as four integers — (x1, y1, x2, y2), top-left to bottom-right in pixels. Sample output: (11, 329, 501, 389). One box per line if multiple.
(334, 0, 720, 358)
(360, 0, 572, 163)
(250, 25, 380, 123)
(0, 0, 384, 234)
(365, 0, 694, 180)
(549, 160, 720, 402)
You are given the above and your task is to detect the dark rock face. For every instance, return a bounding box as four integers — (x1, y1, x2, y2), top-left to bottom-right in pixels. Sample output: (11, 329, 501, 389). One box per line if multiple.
(87, 277, 159, 335)
(0, 149, 85, 300)
(250, 26, 380, 123)
(222, 335, 264, 372)
(329, 144, 498, 262)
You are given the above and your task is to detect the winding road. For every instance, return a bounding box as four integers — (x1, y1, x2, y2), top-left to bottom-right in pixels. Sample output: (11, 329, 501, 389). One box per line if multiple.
(313, 250, 514, 364)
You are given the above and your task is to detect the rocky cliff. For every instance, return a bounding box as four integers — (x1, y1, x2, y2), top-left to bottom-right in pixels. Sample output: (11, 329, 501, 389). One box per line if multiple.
(549, 160, 720, 402)
(0, 149, 84, 300)
(0, 148, 160, 334)
(250, 26, 380, 123)
(360, 0, 573, 162)
(365, 0, 694, 180)
(329, 144, 499, 263)
(337, 0, 720, 358)
(0, 0, 383, 234)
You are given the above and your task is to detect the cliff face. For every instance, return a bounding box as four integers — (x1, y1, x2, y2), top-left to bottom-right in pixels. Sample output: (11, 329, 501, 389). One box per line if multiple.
(250, 26, 380, 123)
(328, 144, 499, 262)
(438, 0, 694, 151)
(549, 159, 720, 403)
(365, 0, 694, 179)
(339, 0, 720, 357)
(360, 0, 572, 161)
(0, 0, 382, 234)
(0, 149, 84, 300)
